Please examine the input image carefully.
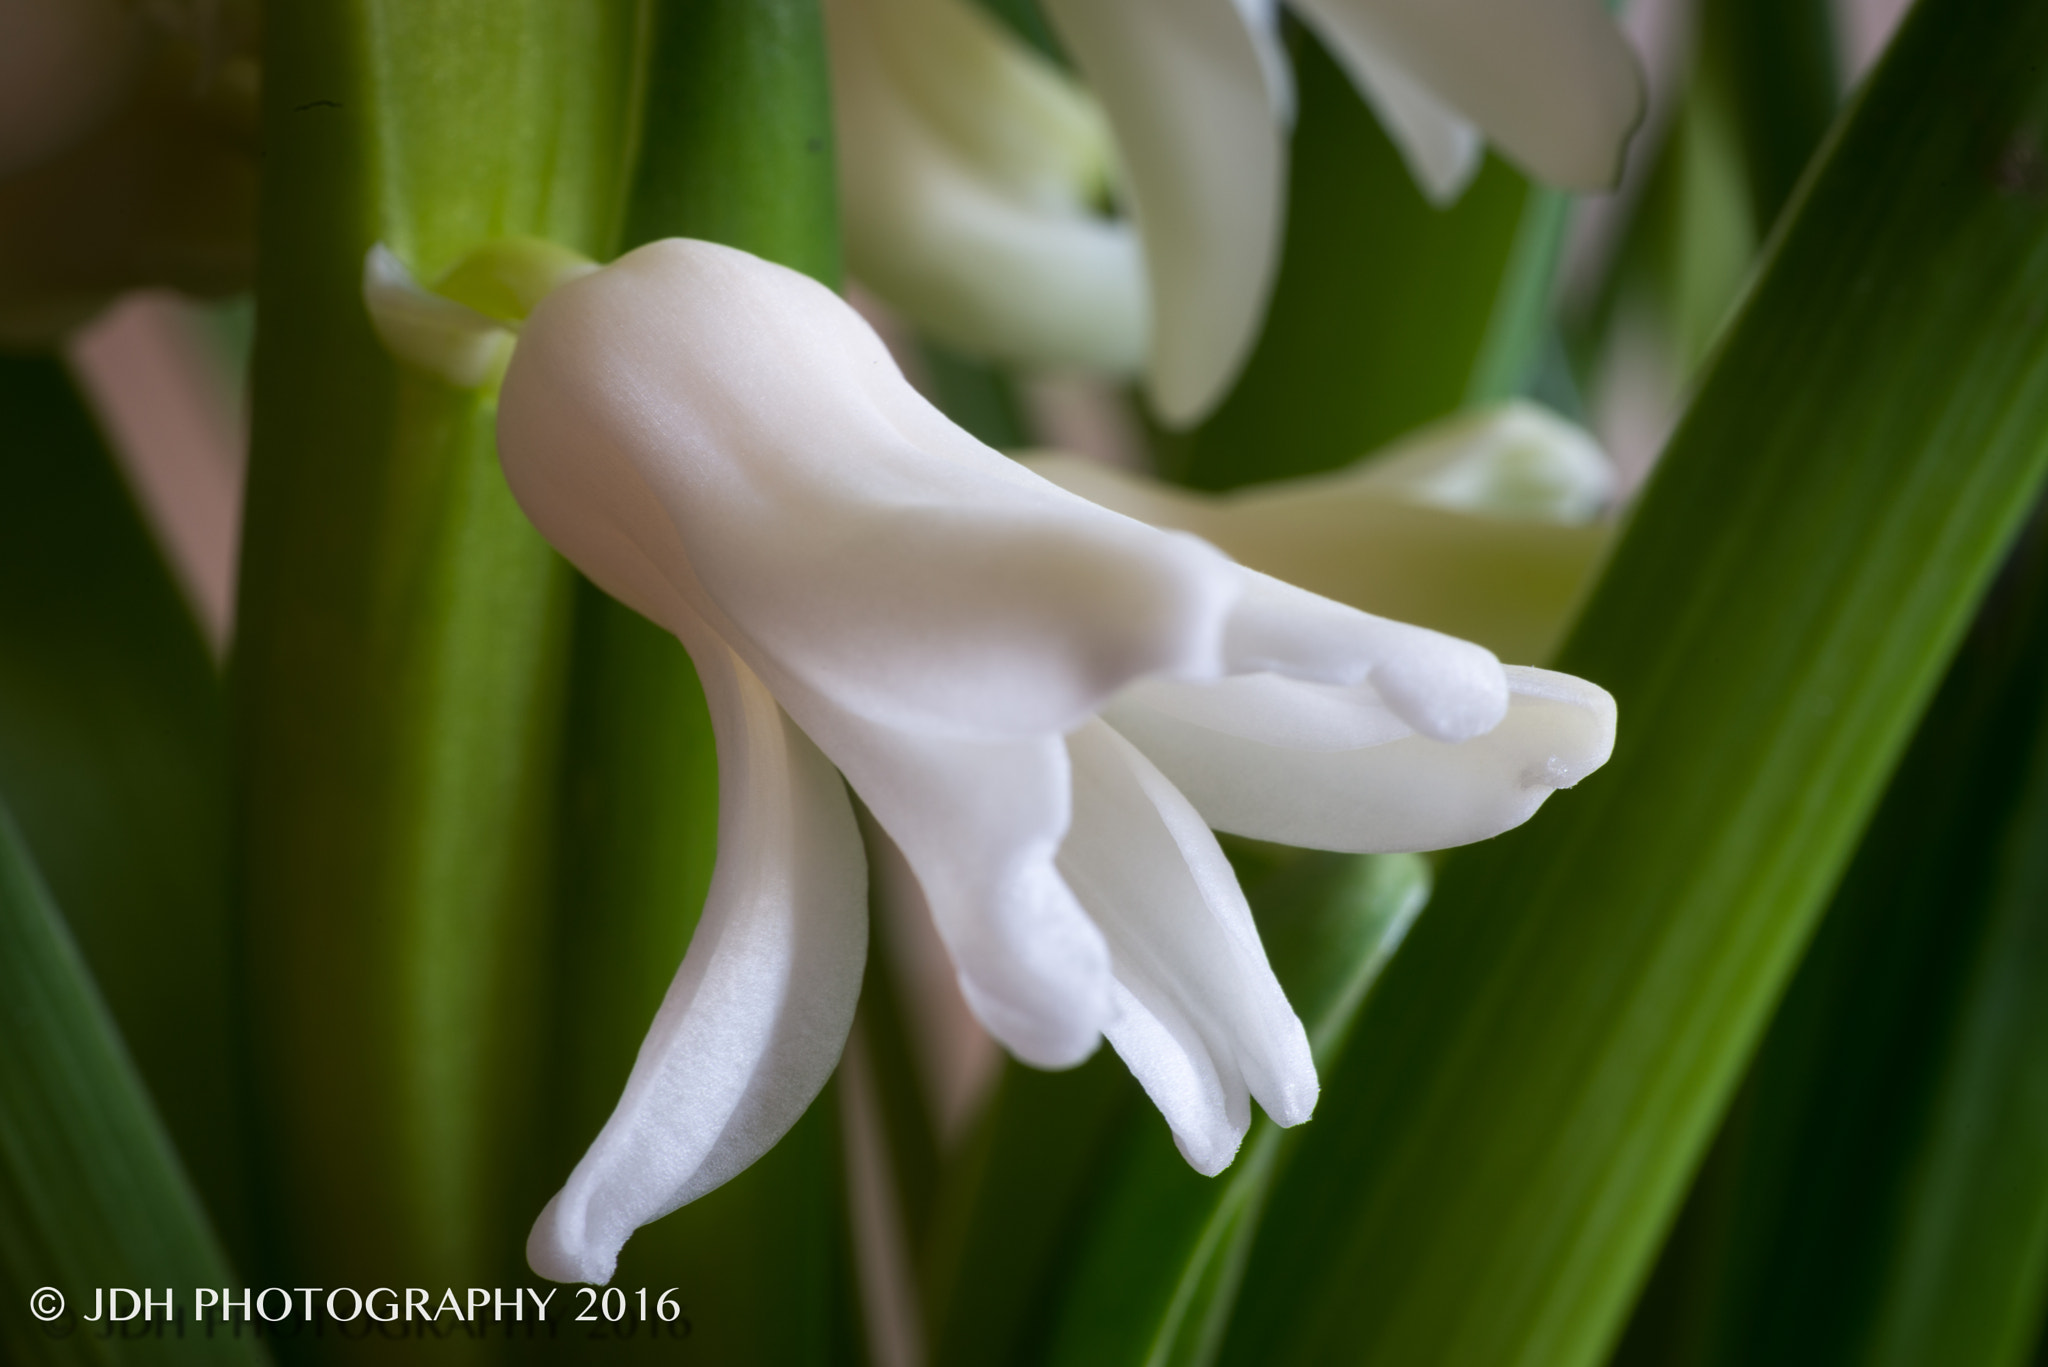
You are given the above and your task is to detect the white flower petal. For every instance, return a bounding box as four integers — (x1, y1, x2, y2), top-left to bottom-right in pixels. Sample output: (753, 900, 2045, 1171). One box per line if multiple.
(1223, 568, 1508, 742)
(1323, 27, 1483, 205)
(1043, 0, 1291, 425)
(496, 238, 1243, 742)
(1061, 720, 1316, 1174)
(802, 707, 1114, 1070)
(1105, 664, 1616, 852)
(1288, 0, 1644, 190)
(527, 620, 868, 1286)
(1118, 672, 1414, 752)
(828, 0, 1147, 371)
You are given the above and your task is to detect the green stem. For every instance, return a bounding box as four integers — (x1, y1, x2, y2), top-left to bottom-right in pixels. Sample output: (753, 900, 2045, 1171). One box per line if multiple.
(234, 0, 639, 1319)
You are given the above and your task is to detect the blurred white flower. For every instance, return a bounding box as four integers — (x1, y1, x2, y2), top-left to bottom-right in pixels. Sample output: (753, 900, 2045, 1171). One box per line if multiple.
(1026, 400, 1617, 664)
(1041, 0, 1646, 423)
(476, 238, 1614, 1285)
(825, 0, 1147, 372)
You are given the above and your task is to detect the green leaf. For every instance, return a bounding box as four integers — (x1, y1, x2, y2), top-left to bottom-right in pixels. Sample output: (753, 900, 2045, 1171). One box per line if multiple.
(1154, 21, 1562, 491)
(1613, 526, 2048, 1367)
(1217, 1, 2048, 1362)
(0, 354, 249, 1264)
(235, 0, 641, 1294)
(922, 854, 1429, 1367)
(1700, 0, 1839, 233)
(0, 800, 266, 1366)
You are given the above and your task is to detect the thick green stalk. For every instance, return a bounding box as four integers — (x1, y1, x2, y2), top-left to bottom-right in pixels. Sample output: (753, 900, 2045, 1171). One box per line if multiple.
(1613, 525, 2048, 1367)
(533, 2, 863, 1361)
(1217, 1, 2048, 1363)
(0, 801, 265, 1366)
(236, 0, 639, 1307)
(1156, 22, 1561, 491)
(0, 355, 248, 1261)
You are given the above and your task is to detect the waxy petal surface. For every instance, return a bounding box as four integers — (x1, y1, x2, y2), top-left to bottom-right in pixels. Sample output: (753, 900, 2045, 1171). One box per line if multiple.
(1062, 720, 1315, 1173)
(528, 618, 867, 1285)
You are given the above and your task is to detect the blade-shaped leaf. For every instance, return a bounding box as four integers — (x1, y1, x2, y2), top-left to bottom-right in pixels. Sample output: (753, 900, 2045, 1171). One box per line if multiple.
(1612, 524, 2048, 1367)
(0, 800, 266, 1366)
(0, 354, 247, 1262)
(1219, 2, 2048, 1363)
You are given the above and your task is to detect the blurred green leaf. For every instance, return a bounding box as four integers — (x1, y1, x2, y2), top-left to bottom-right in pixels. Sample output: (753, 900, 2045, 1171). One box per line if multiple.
(1613, 524, 2048, 1367)
(1701, 0, 1838, 233)
(0, 799, 266, 1366)
(529, 2, 866, 1362)
(924, 854, 1429, 1367)
(0, 355, 248, 1263)
(1155, 21, 1563, 491)
(236, 0, 640, 1305)
(1217, 1, 2048, 1363)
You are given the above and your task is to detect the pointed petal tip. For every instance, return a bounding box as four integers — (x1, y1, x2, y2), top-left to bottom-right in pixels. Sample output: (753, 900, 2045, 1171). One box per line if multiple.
(960, 971, 1107, 1070)
(1173, 1125, 1245, 1177)
(1504, 665, 1617, 788)
(527, 1193, 618, 1287)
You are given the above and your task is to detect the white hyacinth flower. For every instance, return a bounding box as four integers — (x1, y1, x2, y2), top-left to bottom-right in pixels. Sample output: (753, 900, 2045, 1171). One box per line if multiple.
(1041, 0, 1646, 424)
(471, 238, 1615, 1285)
(825, 0, 1147, 372)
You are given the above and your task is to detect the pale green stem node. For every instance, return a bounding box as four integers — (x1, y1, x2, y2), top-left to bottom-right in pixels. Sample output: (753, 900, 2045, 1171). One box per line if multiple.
(362, 238, 597, 388)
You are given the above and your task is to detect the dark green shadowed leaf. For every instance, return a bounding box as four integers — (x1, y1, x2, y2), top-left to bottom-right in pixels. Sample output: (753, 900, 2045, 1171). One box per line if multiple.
(1155, 22, 1562, 492)
(1612, 523, 2048, 1367)
(1038, 854, 1431, 1367)
(1699, 0, 1839, 234)
(922, 1049, 1140, 1367)
(1217, 1, 2048, 1363)
(0, 802, 267, 1366)
(236, 0, 639, 1312)
(531, 3, 865, 1362)
(0, 355, 249, 1263)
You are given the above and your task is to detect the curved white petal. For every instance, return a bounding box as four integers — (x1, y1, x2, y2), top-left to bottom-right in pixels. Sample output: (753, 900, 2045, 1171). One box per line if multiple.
(527, 619, 868, 1285)
(1105, 664, 1616, 852)
(1061, 720, 1315, 1173)
(827, 0, 1147, 371)
(1288, 0, 1644, 191)
(793, 695, 1113, 1070)
(1328, 29, 1483, 205)
(497, 238, 1243, 743)
(1021, 403, 1614, 663)
(1043, 0, 1291, 426)
(1223, 568, 1508, 742)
